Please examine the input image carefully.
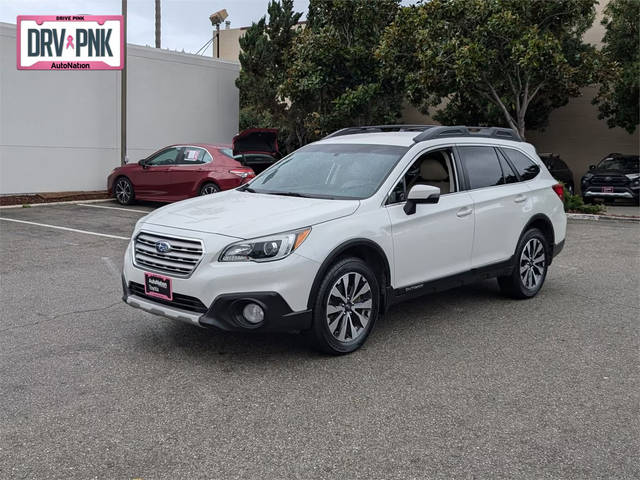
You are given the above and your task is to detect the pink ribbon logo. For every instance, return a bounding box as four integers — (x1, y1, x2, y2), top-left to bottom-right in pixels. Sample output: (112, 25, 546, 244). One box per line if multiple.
(66, 35, 74, 49)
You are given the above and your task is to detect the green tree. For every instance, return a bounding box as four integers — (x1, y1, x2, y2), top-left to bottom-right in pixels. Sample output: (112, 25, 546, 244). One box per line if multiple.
(377, 0, 597, 140)
(235, 0, 302, 140)
(593, 0, 639, 134)
(281, 0, 404, 147)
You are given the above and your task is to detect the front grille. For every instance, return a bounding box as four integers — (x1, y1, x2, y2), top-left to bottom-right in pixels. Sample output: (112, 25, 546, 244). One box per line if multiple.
(129, 282, 208, 313)
(590, 176, 628, 186)
(134, 231, 203, 277)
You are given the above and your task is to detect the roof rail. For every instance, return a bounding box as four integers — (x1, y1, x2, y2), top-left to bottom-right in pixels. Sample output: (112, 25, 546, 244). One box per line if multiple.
(323, 124, 436, 139)
(412, 126, 522, 143)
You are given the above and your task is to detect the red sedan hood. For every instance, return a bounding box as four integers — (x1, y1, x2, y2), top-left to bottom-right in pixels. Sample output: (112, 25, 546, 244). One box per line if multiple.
(232, 128, 279, 157)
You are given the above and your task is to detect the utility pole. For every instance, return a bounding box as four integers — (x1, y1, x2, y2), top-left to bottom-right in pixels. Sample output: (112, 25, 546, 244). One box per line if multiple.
(155, 0, 161, 48)
(121, 0, 127, 166)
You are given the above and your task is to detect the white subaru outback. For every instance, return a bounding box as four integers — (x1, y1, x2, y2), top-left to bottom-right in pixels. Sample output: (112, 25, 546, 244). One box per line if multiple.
(122, 125, 566, 354)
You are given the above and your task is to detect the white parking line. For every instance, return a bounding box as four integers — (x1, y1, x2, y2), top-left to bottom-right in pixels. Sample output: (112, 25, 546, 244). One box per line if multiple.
(77, 203, 150, 214)
(0, 217, 130, 240)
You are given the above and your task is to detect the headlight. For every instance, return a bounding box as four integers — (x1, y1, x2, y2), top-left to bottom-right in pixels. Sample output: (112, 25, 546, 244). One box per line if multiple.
(582, 173, 593, 182)
(219, 228, 311, 262)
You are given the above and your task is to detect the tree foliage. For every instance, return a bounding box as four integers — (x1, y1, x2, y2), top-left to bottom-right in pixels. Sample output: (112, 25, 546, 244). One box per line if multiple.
(281, 0, 404, 146)
(237, 0, 404, 152)
(377, 0, 598, 139)
(592, 0, 639, 134)
(235, 0, 302, 144)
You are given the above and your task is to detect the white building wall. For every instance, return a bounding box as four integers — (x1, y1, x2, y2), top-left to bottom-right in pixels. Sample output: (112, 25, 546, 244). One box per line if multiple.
(0, 22, 239, 195)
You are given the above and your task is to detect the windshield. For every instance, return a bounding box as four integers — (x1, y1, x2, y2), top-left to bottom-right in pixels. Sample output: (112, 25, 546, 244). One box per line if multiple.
(597, 155, 639, 172)
(245, 143, 408, 199)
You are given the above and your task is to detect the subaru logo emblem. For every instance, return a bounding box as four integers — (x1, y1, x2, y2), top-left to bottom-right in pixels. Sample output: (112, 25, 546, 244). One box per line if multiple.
(155, 241, 171, 253)
(605, 176, 612, 182)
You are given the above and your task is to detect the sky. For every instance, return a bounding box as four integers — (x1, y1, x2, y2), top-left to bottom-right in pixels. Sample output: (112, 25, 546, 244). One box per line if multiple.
(0, 0, 313, 56)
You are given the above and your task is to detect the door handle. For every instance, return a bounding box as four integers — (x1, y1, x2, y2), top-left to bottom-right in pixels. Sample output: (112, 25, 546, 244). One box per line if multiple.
(456, 206, 473, 218)
(514, 194, 527, 203)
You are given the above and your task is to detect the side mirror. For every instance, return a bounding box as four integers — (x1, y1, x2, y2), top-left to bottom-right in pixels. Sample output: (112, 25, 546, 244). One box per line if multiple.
(403, 184, 440, 215)
(138, 159, 149, 169)
(589, 165, 596, 170)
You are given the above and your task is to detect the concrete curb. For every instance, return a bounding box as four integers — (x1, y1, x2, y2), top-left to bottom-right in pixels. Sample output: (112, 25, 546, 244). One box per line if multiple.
(0, 198, 114, 209)
(567, 213, 640, 223)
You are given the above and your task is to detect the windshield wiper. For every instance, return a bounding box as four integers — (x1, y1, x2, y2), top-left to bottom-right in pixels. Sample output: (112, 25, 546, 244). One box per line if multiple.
(238, 185, 256, 192)
(269, 191, 310, 198)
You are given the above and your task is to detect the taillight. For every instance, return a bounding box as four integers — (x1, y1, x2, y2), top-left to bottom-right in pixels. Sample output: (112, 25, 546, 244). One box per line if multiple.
(552, 183, 564, 201)
(229, 168, 254, 179)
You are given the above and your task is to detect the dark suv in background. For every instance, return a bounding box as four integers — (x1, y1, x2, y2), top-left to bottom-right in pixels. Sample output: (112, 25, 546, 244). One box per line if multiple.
(581, 154, 640, 204)
(540, 154, 575, 195)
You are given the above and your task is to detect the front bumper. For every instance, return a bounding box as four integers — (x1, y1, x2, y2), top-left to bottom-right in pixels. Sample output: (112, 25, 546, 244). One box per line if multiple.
(582, 185, 638, 199)
(122, 277, 312, 332)
(121, 227, 319, 332)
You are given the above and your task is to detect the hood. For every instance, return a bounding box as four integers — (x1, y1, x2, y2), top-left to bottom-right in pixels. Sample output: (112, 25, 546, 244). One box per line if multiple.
(141, 190, 359, 239)
(233, 128, 279, 158)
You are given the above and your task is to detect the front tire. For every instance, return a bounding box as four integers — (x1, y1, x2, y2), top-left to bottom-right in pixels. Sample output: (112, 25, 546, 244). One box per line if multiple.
(114, 177, 134, 205)
(307, 257, 379, 355)
(498, 228, 549, 299)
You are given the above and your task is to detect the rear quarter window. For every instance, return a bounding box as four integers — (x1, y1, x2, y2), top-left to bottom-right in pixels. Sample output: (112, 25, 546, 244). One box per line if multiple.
(502, 148, 540, 181)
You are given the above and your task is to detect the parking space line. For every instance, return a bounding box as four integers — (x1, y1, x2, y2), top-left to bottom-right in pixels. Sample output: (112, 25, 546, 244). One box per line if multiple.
(76, 203, 150, 214)
(0, 217, 130, 240)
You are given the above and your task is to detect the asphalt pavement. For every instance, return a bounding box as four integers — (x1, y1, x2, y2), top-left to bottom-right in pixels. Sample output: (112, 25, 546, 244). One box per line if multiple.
(0, 201, 638, 479)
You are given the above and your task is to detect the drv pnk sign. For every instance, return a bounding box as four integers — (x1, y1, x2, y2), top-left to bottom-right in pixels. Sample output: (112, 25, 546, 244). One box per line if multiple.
(17, 15, 123, 70)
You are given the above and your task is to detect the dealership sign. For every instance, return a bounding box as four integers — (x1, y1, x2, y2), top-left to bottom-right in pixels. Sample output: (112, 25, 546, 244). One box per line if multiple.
(17, 15, 123, 70)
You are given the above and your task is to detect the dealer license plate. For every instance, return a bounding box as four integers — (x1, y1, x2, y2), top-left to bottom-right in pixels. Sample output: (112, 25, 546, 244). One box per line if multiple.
(144, 272, 173, 301)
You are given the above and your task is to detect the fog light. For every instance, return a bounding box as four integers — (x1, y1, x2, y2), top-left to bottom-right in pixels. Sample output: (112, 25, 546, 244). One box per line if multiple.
(242, 303, 264, 324)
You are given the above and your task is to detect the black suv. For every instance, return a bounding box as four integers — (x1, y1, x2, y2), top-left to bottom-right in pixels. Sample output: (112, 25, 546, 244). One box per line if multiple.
(540, 154, 575, 195)
(581, 154, 640, 204)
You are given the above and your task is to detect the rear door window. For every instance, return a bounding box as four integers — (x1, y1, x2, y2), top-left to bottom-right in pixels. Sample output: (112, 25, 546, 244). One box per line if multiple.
(502, 148, 540, 181)
(179, 147, 207, 165)
(458, 146, 504, 190)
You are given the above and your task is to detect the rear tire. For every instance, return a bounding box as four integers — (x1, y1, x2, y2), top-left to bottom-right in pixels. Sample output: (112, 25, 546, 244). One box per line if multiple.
(114, 177, 134, 205)
(307, 257, 379, 355)
(498, 228, 549, 299)
(199, 182, 220, 195)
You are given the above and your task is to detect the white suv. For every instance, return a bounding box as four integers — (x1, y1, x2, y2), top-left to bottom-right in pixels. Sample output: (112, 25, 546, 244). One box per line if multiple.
(122, 125, 566, 354)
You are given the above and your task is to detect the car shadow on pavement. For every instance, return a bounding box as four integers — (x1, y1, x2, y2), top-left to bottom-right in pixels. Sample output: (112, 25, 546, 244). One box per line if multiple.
(127, 279, 511, 362)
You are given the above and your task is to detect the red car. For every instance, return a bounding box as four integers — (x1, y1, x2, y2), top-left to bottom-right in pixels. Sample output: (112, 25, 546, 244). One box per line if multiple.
(107, 143, 256, 205)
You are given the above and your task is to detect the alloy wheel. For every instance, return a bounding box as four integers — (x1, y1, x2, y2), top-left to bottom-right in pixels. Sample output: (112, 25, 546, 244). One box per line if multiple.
(201, 184, 218, 195)
(115, 179, 131, 204)
(520, 238, 545, 290)
(326, 272, 373, 343)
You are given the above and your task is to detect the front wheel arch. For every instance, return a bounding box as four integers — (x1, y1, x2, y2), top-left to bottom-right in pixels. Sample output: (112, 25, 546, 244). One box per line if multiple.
(307, 239, 391, 312)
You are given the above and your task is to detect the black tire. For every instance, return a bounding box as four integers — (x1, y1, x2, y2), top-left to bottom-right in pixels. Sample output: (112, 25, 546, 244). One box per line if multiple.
(114, 176, 134, 205)
(307, 257, 380, 355)
(199, 182, 220, 196)
(582, 196, 592, 204)
(498, 228, 549, 299)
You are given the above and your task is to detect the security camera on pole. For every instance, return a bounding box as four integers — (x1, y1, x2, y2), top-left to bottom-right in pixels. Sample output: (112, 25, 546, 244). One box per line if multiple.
(209, 9, 228, 58)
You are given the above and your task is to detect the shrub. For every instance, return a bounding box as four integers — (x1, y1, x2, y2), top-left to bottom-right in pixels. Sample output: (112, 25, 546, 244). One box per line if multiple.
(562, 185, 605, 214)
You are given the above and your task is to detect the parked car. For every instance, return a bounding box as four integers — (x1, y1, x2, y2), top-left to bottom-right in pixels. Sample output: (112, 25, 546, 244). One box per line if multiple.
(232, 128, 281, 174)
(581, 153, 640, 204)
(540, 153, 575, 195)
(121, 125, 566, 354)
(107, 144, 255, 205)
